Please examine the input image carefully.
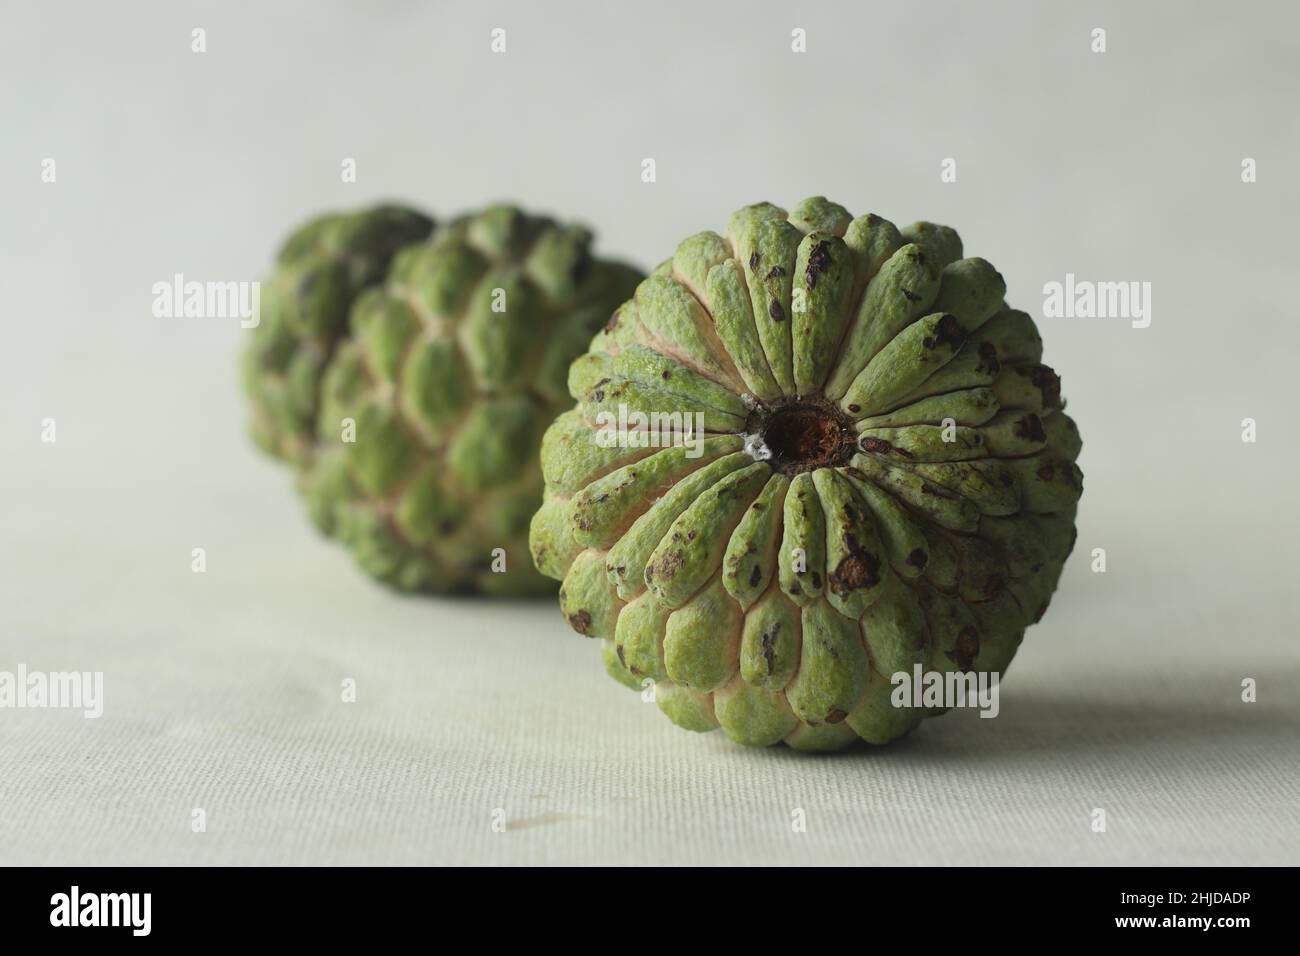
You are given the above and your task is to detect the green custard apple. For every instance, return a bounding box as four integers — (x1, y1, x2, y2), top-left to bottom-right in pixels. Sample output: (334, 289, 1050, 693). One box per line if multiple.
(245, 204, 643, 595)
(531, 197, 1082, 749)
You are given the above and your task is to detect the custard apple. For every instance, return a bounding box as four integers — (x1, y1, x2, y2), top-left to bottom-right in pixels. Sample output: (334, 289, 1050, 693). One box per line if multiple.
(531, 197, 1082, 749)
(245, 204, 642, 595)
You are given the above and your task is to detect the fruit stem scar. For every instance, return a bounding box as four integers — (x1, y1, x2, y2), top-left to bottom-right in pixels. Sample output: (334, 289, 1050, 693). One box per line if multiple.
(745, 396, 856, 475)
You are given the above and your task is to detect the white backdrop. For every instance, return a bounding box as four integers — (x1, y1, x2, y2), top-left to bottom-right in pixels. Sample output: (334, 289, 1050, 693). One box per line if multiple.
(1, 0, 1297, 865)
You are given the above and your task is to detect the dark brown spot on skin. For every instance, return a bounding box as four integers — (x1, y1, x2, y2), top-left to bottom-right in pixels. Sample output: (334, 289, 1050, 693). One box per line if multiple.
(617, 642, 642, 676)
(977, 343, 998, 374)
(568, 610, 592, 634)
(751, 502, 764, 511)
(687, 530, 696, 540)
(922, 314, 965, 351)
(748, 251, 760, 273)
(768, 299, 785, 323)
(749, 564, 761, 588)
(650, 549, 684, 581)
(1024, 365, 1061, 408)
(592, 390, 604, 402)
(804, 240, 832, 289)
(604, 311, 621, 333)
(826, 708, 848, 724)
(760, 625, 779, 674)
(907, 548, 928, 569)
(1037, 464, 1055, 481)
(946, 626, 980, 672)
(902, 288, 921, 302)
(811, 572, 822, 589)
(828, 550, 881, 595)
(976, 342, 1001, 375)
(789, 582, 802, 595)
(847, 404, 860, 413)
(1015, 414, 1046, 443)
(661, 370, 670, 380)
(860, 436, 913, 459)
(765, 265, 786, 280)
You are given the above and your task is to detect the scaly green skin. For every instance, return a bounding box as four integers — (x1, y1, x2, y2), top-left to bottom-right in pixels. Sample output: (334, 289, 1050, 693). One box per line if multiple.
(242, 205, 436, 465)
(247, 204, 642, 595)
(531, 197, 1083, 749)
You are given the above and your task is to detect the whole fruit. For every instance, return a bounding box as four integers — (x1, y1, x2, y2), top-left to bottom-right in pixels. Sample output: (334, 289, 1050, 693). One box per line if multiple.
(245, 204, 643, 595)
(531, 197, 1082, 749)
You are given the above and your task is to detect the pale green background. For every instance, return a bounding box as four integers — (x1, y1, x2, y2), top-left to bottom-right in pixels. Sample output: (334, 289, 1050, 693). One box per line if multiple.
(1, 0, 1296, 865)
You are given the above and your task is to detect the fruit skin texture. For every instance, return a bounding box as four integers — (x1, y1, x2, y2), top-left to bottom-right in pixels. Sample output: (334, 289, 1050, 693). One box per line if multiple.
(244, 204, 643, 595)
(531, 197, 1082, 749)
(243, 205, 437, 466)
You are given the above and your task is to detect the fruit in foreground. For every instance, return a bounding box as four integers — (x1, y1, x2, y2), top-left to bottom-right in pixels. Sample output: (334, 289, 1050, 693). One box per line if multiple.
(245, 204, 642, 594)
(531, 197, 1082, 749)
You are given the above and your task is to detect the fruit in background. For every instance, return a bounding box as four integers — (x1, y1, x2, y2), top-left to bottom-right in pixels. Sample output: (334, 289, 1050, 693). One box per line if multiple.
(245, 204, 642, 594)
(532, 197, 1082, 749)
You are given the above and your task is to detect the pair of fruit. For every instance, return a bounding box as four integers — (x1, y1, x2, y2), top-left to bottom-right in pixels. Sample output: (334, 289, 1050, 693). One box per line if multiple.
(243, 199, 1082, 751)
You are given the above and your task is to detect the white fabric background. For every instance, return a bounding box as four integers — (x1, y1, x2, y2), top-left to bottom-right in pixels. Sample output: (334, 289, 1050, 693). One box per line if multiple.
(1, 0, 1297, 865)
